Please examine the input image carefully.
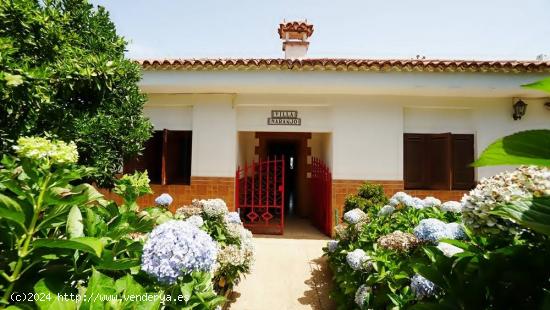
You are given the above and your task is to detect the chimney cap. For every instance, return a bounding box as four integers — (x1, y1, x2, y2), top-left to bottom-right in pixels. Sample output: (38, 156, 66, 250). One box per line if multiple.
(278, 20, 314, 40)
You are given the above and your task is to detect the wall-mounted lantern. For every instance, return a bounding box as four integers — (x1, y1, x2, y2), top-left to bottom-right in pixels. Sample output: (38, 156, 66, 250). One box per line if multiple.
(513, 99, 527, 120)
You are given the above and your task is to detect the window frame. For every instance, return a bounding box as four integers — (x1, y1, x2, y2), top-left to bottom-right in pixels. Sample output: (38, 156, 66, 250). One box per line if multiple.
(124, 129, 192, 185)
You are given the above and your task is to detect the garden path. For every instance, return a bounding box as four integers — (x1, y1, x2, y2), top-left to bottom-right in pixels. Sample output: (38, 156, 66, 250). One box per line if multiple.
(228, 218, 336, 310)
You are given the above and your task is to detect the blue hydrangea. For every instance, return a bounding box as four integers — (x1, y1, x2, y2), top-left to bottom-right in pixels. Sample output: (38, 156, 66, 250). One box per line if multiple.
(346, 249, 370, 271)
(154, 193, 173, 207)
(344, 208, 367, 224)
(327, 240, 339, 253)
(185, 215, 204, 227)
(225, 211, 242, 224)
(354, 284, 371, 308)
(413, 219, 466, 244)
(413, 219, 450, 243)
(141, 220, 218, 284)
(377, 205, 395, 216)
(411, 274, 437, 299)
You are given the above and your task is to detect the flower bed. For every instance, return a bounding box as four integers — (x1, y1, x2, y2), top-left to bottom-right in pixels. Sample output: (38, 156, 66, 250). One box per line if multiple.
(326, 169, 550, 309)
(0, 137, 254, 309)
(326, 189, 462, 309)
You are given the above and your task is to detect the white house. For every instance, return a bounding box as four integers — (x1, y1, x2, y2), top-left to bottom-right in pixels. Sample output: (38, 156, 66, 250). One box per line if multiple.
(128, 21, 550, 235)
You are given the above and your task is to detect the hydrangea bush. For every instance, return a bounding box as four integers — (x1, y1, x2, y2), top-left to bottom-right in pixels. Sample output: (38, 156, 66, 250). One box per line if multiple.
(324, 188, 461, 309)
(327, 161, 550, 309)
(0, 137, 225, 309)
(175, 199, 255, 294)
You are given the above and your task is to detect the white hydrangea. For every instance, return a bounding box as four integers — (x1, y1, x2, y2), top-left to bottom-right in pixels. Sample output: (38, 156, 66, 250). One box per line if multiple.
(185, 215, 204, 227)
(461, 166, 550, 234)
(343, 208, 367, 224)
(377, 205, 395, 216)
(436, 242, 464, 257)
(423, 196, 441, 208)
(346, 249, 371, 271)
(388, 192, 426, 209)
(225, 211, 242, 224)
(440, 201, 462, 213)
(217, 244, 246, 267)
(193, 199, 228, 218)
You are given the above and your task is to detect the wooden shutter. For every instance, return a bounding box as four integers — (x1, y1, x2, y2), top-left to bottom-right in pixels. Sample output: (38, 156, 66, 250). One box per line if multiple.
(452, 134, 475, 190)
(124, 131, 163, 184)
(164, 130, 192, 185)
(404, 134, 429, 189)
(427, 133, 452, 190)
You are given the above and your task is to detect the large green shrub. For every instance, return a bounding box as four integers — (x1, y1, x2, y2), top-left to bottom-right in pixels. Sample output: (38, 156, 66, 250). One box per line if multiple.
(0, 0, 152, 187)
(344, 182, 388, 213)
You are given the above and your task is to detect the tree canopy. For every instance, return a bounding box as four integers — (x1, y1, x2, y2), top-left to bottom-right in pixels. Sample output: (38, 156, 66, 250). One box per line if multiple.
(0, 0, 152, 186)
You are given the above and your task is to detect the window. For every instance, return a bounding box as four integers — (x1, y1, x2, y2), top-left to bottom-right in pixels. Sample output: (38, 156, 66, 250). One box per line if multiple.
(404, 133, 475, 190)
(124, 130, 192, 185)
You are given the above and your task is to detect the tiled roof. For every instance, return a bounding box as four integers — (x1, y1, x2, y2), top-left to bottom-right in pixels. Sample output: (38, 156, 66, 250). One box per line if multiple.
(278, 21, 314, 39)
(137, 58, 550, 73)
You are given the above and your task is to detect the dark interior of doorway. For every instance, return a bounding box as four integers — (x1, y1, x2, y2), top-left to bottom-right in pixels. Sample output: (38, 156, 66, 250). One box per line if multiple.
(266, 140, 299, 217)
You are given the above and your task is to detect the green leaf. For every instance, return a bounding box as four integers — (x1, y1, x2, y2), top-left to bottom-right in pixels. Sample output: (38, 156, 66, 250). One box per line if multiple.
(80, 269, 117, 310)
(34, 278, 77, 310)
(33, 237, 104, 257)
(96, 258, 140, 271)
(37, 205, 73, 231)
(523, 77, 550, 93)
(473, 130, 550, 167)
(67, 206, 84, 238)
(4, 73, 23, 86)
(180, 281, 194, 302)
(493, 197, 550, 236)
(47, 184, 103, 206)
(0, 193, 26, 228)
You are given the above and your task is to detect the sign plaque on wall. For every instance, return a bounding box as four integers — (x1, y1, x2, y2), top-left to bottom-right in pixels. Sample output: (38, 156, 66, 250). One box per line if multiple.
(267, 110, 301, 126)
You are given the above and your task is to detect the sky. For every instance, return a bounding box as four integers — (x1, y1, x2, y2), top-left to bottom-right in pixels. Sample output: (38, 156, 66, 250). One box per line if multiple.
(91, 0, 550, 61)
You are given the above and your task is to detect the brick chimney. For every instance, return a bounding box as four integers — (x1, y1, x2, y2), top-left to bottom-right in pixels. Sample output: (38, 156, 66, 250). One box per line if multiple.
(278, 20, 314, 59)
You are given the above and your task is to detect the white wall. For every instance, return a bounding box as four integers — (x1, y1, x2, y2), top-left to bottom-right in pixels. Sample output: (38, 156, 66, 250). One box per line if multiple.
(236, 94, 332, 133)
(404, 107, 474, 134)
(191, 95, 237, 177)
(144, 94, 193, 130)
(237, 132, 256, 167)
(474, 98, 550, 179)
(331, 97, 403, 180)
(310, 133, 333, 170)
(143, 92, 550, 181)
(141, 70, 549, 98)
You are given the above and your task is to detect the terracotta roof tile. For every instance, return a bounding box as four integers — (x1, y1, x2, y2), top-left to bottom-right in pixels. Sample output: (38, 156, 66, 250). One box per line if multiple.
(137, 58, 550, 73)
(278, 21, 314, 39)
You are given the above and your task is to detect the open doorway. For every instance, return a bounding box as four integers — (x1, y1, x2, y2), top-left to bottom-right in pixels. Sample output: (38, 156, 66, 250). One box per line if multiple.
(236, 131, 332, 236)
(256, 132, 311, 220)
(266, 140, 299, 217)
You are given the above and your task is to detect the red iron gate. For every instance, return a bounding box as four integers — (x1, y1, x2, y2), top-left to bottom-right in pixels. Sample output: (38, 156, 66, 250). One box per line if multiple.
(236, 156, 285, 235)
(311, 157, 332, 236)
